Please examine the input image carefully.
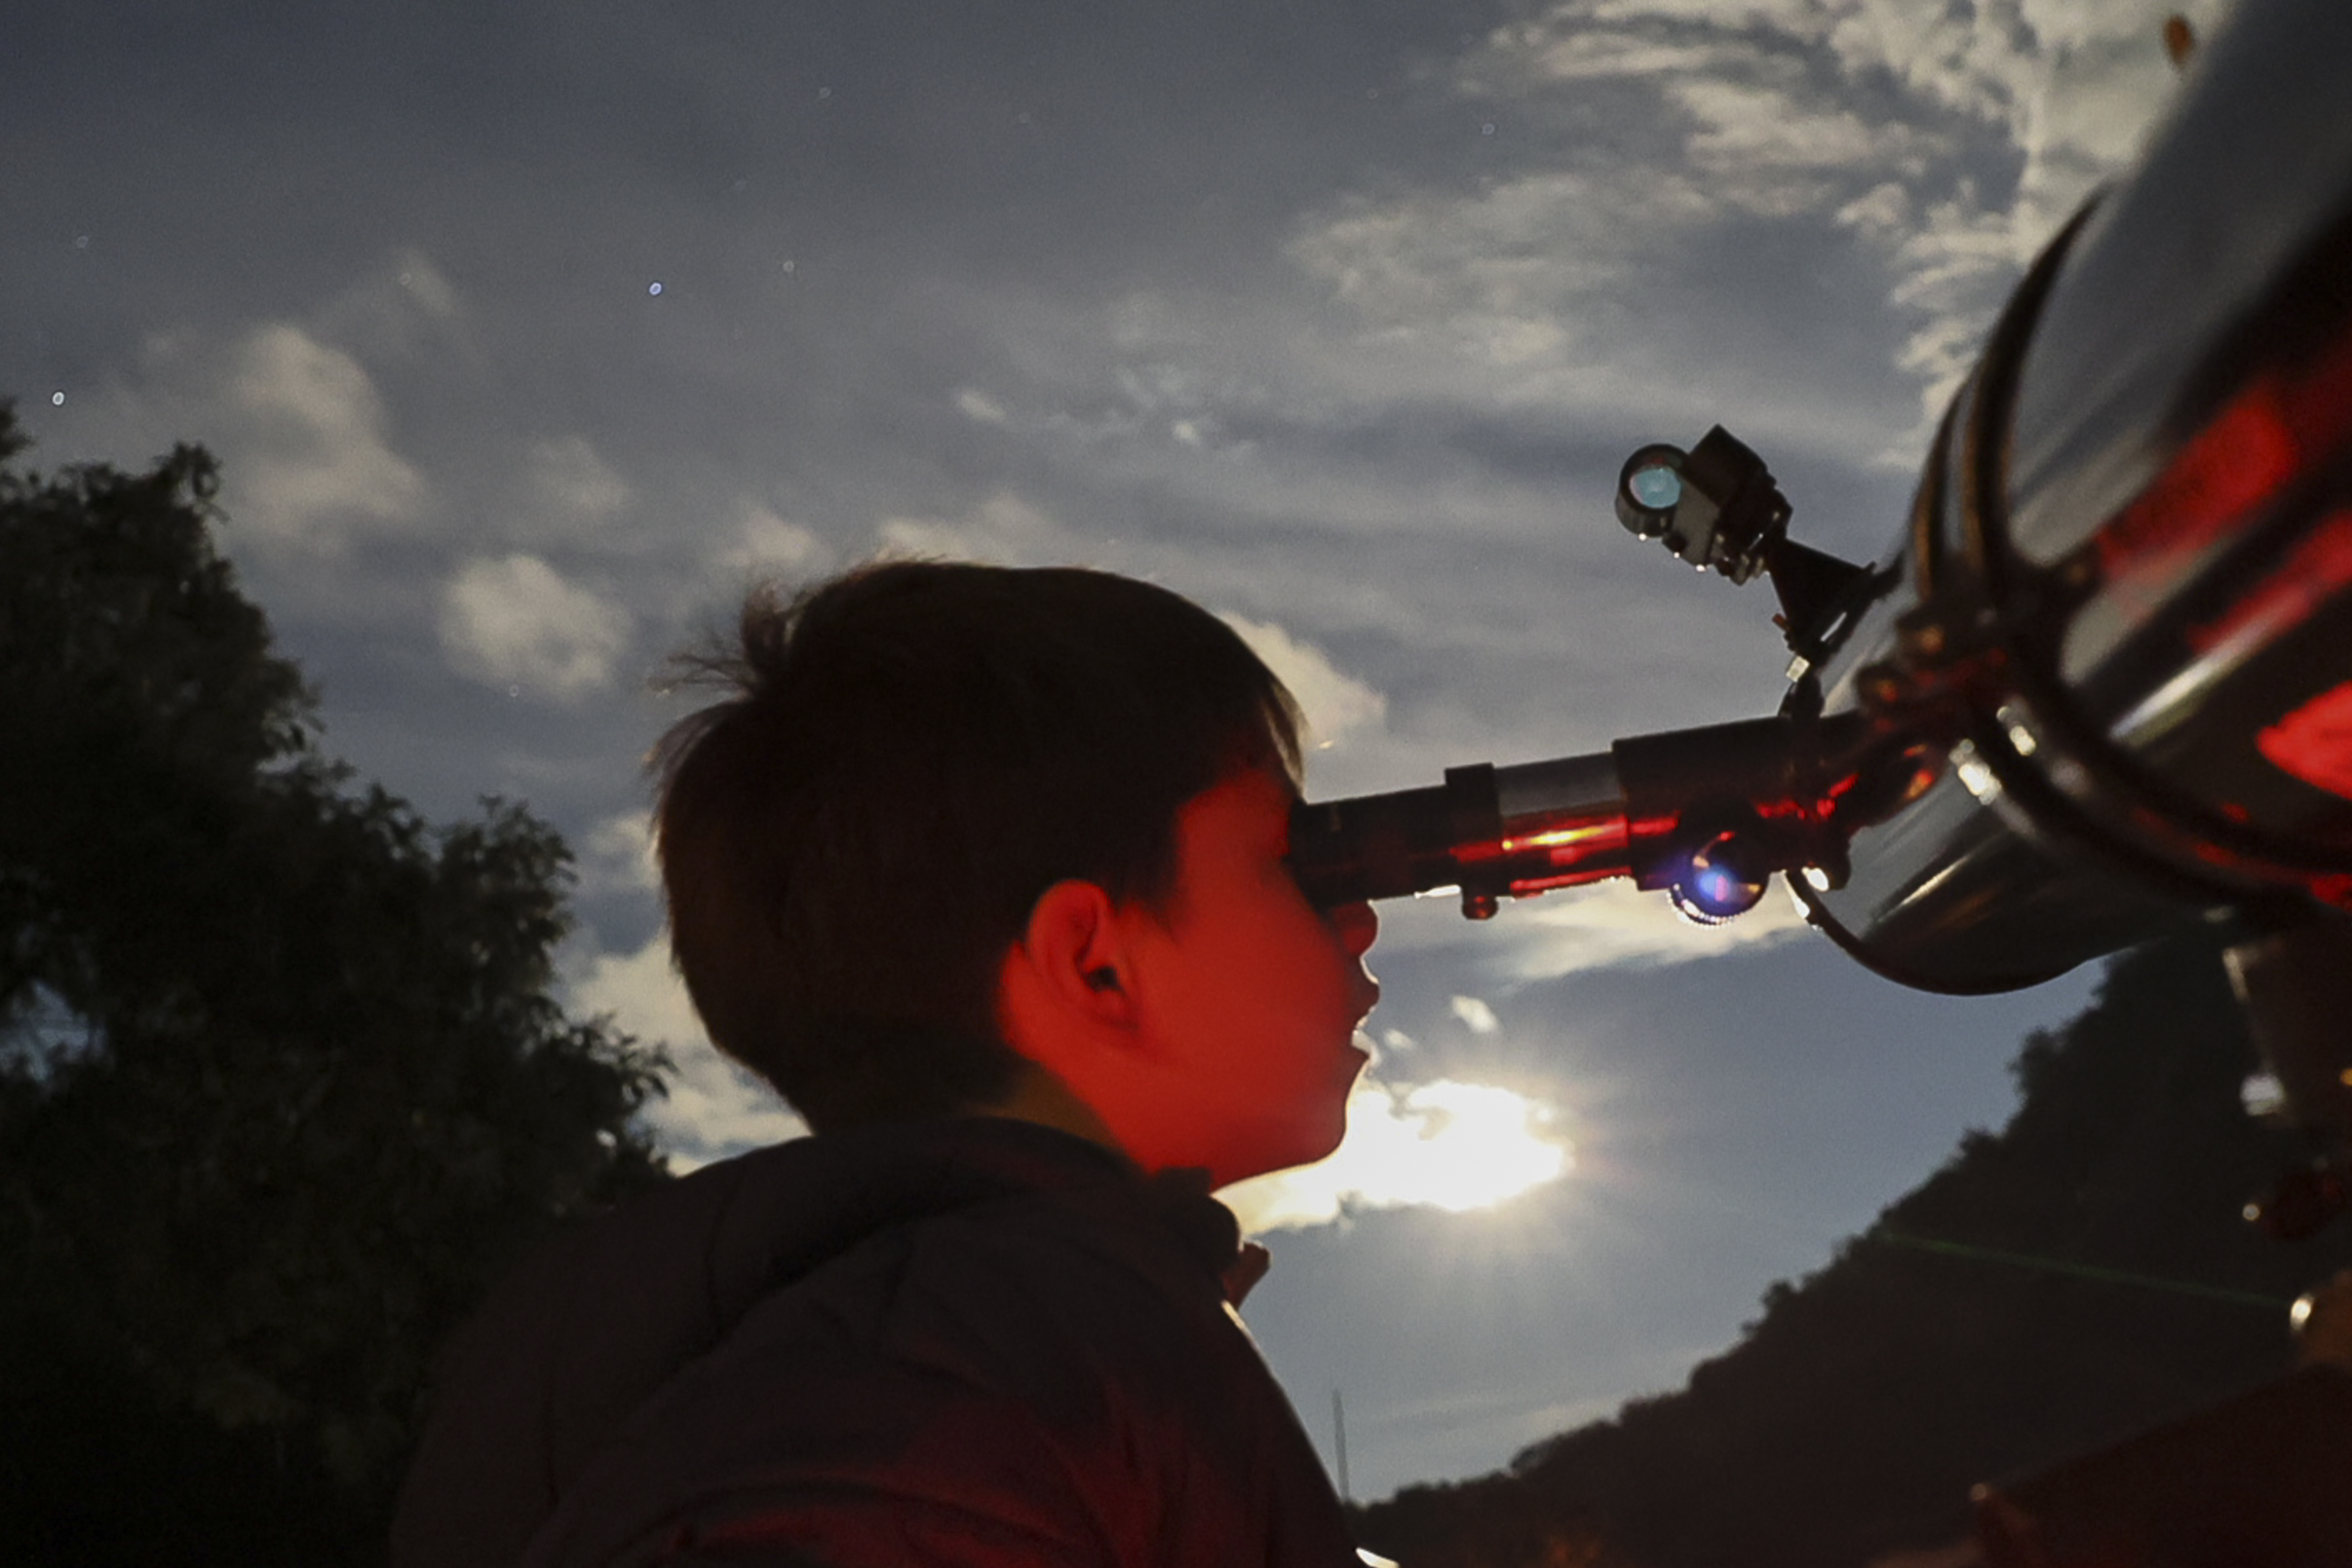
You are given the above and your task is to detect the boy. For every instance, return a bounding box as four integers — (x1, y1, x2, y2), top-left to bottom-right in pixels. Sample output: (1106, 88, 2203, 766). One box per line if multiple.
(392, 559, 1384, 1567)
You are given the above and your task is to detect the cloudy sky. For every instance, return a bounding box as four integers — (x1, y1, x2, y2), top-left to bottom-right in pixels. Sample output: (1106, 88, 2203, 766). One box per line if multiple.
(9, 0, 2229, 1501)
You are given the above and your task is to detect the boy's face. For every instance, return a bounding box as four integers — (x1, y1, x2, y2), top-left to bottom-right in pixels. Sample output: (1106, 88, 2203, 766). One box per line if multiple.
(1121, 764, 1381, 1189)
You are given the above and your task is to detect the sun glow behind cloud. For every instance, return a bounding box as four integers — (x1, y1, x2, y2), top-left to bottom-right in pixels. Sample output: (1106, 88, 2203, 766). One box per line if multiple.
(1221, 1071, 1572, 1234)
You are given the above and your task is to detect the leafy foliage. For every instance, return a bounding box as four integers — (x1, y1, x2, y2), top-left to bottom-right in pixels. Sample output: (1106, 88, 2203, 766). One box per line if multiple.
(0, 401, 670, 1561)
(1352, 933, 2352, 1568)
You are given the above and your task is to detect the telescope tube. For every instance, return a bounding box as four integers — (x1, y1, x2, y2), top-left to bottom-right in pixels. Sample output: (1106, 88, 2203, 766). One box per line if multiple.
(1791, 0, 2352, 991)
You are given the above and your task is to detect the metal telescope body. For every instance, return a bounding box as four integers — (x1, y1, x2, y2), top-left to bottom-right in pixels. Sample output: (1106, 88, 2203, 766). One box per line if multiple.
(1289, 0, 2352, 1172)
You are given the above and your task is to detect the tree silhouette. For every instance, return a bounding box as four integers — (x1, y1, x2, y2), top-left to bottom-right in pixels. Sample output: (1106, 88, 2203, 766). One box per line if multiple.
(0, 401, 670, 1564)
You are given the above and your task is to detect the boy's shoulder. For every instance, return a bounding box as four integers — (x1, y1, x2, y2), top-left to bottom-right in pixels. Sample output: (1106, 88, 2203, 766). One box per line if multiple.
(396, 1118, 1350, 1568)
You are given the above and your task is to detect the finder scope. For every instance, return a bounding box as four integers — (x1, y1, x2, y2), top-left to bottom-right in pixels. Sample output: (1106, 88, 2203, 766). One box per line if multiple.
(1612, 427, 1789, 586)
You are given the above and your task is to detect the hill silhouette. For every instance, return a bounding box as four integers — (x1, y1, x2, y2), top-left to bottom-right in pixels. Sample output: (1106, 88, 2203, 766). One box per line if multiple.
(1351, 929, 2352, 1568)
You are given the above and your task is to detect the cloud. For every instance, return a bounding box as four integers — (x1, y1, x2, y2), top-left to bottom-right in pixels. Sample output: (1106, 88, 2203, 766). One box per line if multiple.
(570, 933, 809, 1171)
(1287, 167, 1686, 383)
(1821, 0, 2227, 427)
(2007, 0, 2234, 240)
(874, 492, 1068, 564)
(1449, 994, 1501, 1035)
(1670, 75, 1930, 213)
(218, 323, 425, 550)
(576, 809, 661, 897)
(954, 387, 1012, 426)
(1465, 24, 1733, 87)
(1582, 0, 1824, 27)
(316, 246, 464, 358)
(572, 929, 703, 1051)
(437, 553, 633, 701)
(526, 434, 634, 526)
(721, 503, 831, 579)
(390, 250, 460, 321)
(646, 1040, 812, 1172)
(1220, 614, 1388, 751)
(1818, 0, 2040, 131)
(1289, 0, 2213, 448)
(1222, 1073, 1572, 1232)
(47, 270, 450, 566)
(1827, 177, 2018, 428)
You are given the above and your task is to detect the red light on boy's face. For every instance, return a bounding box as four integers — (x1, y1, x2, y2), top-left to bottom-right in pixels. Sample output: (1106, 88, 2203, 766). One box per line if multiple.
(1121, 766, 1381, 1190)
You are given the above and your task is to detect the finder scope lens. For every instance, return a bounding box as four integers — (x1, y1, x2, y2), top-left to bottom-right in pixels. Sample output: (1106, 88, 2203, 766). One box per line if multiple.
(1614, 442, 1687, 541)
(1628, 464, 1682, 511)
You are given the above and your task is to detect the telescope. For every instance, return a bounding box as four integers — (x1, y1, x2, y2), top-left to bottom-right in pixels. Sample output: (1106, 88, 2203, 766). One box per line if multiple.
(1289, 0, 2352, 1229)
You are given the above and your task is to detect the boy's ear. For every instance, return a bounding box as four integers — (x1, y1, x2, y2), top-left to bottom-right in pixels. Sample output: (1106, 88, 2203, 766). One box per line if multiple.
(1002, 878, 1138, 1039)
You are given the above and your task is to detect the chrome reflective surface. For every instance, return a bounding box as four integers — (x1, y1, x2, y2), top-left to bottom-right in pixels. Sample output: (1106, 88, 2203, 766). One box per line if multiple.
(1799, 0, 2352, 991)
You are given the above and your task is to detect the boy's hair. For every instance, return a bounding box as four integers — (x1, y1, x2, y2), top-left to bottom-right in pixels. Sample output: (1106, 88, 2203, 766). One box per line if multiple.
(653, 558, 1303, 1131)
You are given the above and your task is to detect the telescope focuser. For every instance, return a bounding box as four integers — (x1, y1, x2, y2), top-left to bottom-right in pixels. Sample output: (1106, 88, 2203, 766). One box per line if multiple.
(1287, 712, 1878, 923)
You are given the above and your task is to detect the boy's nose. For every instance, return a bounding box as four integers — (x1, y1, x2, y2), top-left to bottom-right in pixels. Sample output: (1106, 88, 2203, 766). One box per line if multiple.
(1327, 898, 1379, 957)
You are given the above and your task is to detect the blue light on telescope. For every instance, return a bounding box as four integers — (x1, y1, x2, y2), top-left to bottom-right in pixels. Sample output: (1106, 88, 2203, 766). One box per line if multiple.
(1685, 863, 1761, 918)
(1674, 834, 1767, 925)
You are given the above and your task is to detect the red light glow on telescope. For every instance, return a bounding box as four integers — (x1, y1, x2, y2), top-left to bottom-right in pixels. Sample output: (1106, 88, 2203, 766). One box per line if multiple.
(2188, 508, 2352, 660)
(2258, 681, 2352, 803)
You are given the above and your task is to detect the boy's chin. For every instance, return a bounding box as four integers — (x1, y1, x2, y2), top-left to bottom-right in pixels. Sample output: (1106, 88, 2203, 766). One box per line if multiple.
(1221, 1124, 1348, 1192)
(1209, 1077, 1364, 1187)
(1297, 1101, 1356, 1170)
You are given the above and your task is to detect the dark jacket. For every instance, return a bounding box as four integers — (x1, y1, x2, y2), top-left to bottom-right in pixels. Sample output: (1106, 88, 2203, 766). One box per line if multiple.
(392, 1116, 1360, 1568)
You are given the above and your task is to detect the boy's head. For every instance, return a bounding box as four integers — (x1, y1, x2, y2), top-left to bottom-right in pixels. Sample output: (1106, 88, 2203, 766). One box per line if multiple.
(655, 558, 1365, 1155)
